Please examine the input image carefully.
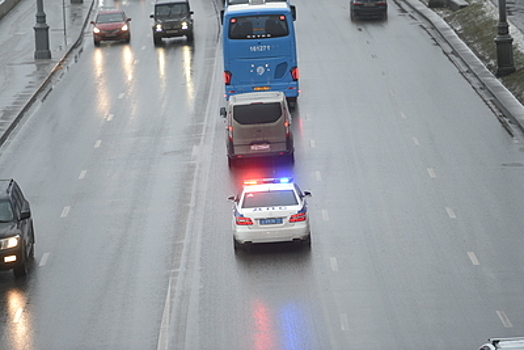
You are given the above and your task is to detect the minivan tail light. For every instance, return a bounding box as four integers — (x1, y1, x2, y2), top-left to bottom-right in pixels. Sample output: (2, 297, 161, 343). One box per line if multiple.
(284, 120, 290, 137)
(228, 125, 234, 142)
(236, 216, 253, 225)
(289, 212, 306, 222)
(290, 67, 299, 81)
(224, 71, 232, 85)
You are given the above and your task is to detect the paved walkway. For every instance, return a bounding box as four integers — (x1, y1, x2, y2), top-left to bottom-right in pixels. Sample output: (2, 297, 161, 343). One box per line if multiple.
(0, 0, 93, 144)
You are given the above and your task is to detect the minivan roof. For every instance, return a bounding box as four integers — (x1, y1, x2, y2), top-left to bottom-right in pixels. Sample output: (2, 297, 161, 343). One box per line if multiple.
(229, 91, 285, 105)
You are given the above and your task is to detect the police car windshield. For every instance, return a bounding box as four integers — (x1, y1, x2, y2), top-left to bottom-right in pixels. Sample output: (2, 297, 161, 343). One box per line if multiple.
(0, 201, 14, 222)
(242, 190, 298, 208)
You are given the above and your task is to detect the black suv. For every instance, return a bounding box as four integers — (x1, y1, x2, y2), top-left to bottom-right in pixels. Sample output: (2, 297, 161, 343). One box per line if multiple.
(0, 179, 35, 278)
(150, 0, 194, 45)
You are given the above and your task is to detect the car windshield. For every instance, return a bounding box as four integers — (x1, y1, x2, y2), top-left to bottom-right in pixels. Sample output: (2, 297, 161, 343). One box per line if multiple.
(96, 12, 125, 23)
(233, 102, 282, 124)
(229, 15, 289, 39)
(155, 3, 190, 17)
(242, 189, 298, 208)
(0, 201, 14, 222)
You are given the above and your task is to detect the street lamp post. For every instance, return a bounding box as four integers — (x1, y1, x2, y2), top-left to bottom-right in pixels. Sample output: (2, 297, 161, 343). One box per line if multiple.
(494, 0, 515, 77)
(34, 0, 51, 59)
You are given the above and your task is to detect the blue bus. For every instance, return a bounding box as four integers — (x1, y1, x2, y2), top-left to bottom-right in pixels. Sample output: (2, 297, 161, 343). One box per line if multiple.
(222, 0, 299, 108)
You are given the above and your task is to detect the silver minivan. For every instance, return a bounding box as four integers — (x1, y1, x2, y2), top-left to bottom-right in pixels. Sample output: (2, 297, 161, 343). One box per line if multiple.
(220, 91, 294, 167)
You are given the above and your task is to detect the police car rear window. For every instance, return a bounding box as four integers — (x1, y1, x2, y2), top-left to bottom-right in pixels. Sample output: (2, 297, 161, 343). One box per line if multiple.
(233, 103, 281, 124)
(242, 190, 298, 208)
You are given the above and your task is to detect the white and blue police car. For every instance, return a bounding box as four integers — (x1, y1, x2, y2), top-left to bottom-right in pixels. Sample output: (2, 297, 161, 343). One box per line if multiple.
(228, 178, 311, 250)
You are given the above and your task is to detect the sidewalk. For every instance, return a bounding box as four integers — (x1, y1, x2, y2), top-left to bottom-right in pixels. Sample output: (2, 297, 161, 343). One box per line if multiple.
(0, 0, 93, 145)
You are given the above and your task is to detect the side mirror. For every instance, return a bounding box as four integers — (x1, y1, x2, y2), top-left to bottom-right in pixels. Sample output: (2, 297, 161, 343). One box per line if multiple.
(303, 190, 312, 198)
(149, 14, 154, 18)
(128, 18, 132, 21)
(190, 11, 194, 15)
(227, 195, 237, 202)
(20, 209, 31, 220)
(220, 10, 224, 25)
(90, 20, 95, 25)
(290, 5, 296, 21)
(220, 107, 227, 118)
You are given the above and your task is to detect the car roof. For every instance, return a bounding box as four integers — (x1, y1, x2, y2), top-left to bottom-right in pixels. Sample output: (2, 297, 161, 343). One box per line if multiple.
(229, 91, 285, 105)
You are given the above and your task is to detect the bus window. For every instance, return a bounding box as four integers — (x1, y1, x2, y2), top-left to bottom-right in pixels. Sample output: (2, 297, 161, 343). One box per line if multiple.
(229, 15, 289, 39)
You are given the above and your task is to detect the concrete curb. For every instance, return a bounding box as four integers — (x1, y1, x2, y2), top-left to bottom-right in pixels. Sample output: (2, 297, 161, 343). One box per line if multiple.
(0, 0, 95, 146)
(402, 0, 524, 134)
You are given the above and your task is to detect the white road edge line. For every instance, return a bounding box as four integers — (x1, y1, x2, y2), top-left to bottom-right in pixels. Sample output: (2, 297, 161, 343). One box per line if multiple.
(60, 206, 70, 218)
(315, 171, 322, 181)
(467, 251, 480, 265)
(340, 313, 349, 331)
(330, 257, 338, 271)
(39, 252, 50, 267)
(445, 207, 456, 219)
(322, 209, 329, 221)
(496, 310, 513, 328)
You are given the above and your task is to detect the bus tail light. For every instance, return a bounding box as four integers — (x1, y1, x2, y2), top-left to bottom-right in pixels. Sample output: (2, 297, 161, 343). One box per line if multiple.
(224, 71, 232, 85)
(290, 67, 299, 81)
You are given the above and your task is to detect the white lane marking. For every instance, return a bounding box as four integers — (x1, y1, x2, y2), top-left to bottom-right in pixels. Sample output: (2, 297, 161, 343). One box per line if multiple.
(400, 111, 407, 119)
(78, 170, 87, 180)
(427, 168, 437, 178)
(118, 93, 125, 99)
(94, 140, 102, 148)
(322, 209, 329, 221)
(39, 252, 50, 267)
(13, 308, 23, 323)
(315, 171, 322, 181)
(445, 207, 456, 219)
(412, 137, 420, 146)
(330, 257, 339, 271)
(141, 46, 146, 51)
(310, 139, 316, 148)
(340, 313, 349, 331)
(107, 113, 114, 121)
(60, 206, 70, 218)
(467, 251, 480, 265)
(497, 310, 513, 328)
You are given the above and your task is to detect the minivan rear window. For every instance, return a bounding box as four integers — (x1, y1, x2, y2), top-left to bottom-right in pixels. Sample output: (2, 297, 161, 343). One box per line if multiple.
(233, 103, 282, 124)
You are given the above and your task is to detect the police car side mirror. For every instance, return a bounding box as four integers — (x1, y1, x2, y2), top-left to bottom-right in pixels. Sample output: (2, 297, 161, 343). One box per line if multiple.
(227, 195, 237, 202)
(303, 190, 312, 198)
(220, 107, 227, 118)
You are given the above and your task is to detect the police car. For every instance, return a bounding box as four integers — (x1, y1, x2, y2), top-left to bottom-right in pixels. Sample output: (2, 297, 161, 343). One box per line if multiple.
(479, 337, 524, 350)
(228, 178, 311, 250)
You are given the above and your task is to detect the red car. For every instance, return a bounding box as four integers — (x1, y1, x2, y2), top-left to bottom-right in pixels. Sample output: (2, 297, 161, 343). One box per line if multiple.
(91, 9, 131, 46)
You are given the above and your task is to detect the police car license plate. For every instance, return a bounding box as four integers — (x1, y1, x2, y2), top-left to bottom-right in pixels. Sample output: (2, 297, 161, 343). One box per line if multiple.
(259, 218, 283, 225)
(250, 144, 270, 151)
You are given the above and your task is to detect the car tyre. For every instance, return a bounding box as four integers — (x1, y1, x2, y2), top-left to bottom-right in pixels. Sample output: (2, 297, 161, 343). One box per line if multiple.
(301, 235, 311, 248)
(94, 39, 100, 47)
(126, 34, 131, 44)
(186, 32, 194, 42)
(153, 36, 162, 46)
(234, 239, 242, 251)
(13, 246, 28, 278)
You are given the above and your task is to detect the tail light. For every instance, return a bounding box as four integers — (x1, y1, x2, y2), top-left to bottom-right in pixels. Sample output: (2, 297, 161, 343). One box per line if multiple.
(289, 212, 306, 223)
(228, 125, 234, 142)
(290, 67, 299, 81)
(224, 71, 232, 85)
(284, 120, 290, 137)
(236, 216, 253, 225)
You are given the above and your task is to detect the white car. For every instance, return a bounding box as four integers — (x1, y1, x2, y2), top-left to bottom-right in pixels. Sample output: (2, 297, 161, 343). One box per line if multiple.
(228, 178, 311, 250)
(479, 337, 524, 350)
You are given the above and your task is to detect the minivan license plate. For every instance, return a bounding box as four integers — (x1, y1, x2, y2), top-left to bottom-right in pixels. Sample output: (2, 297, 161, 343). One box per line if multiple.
(251, 144, 270, 151)
(260, 218, 283, 225)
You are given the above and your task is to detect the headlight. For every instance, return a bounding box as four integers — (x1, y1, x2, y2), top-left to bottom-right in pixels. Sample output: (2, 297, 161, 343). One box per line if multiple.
(93, 27, 101, 34)
(155, 24, 163, 32)
(0, 235, 20, 250)
(181, 22, 188, 30)
(122, 24, 129, 31)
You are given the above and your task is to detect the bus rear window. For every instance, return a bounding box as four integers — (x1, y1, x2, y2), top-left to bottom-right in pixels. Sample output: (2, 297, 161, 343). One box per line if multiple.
(228, 15, 289, 39)
(233, 103, 282, 124)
